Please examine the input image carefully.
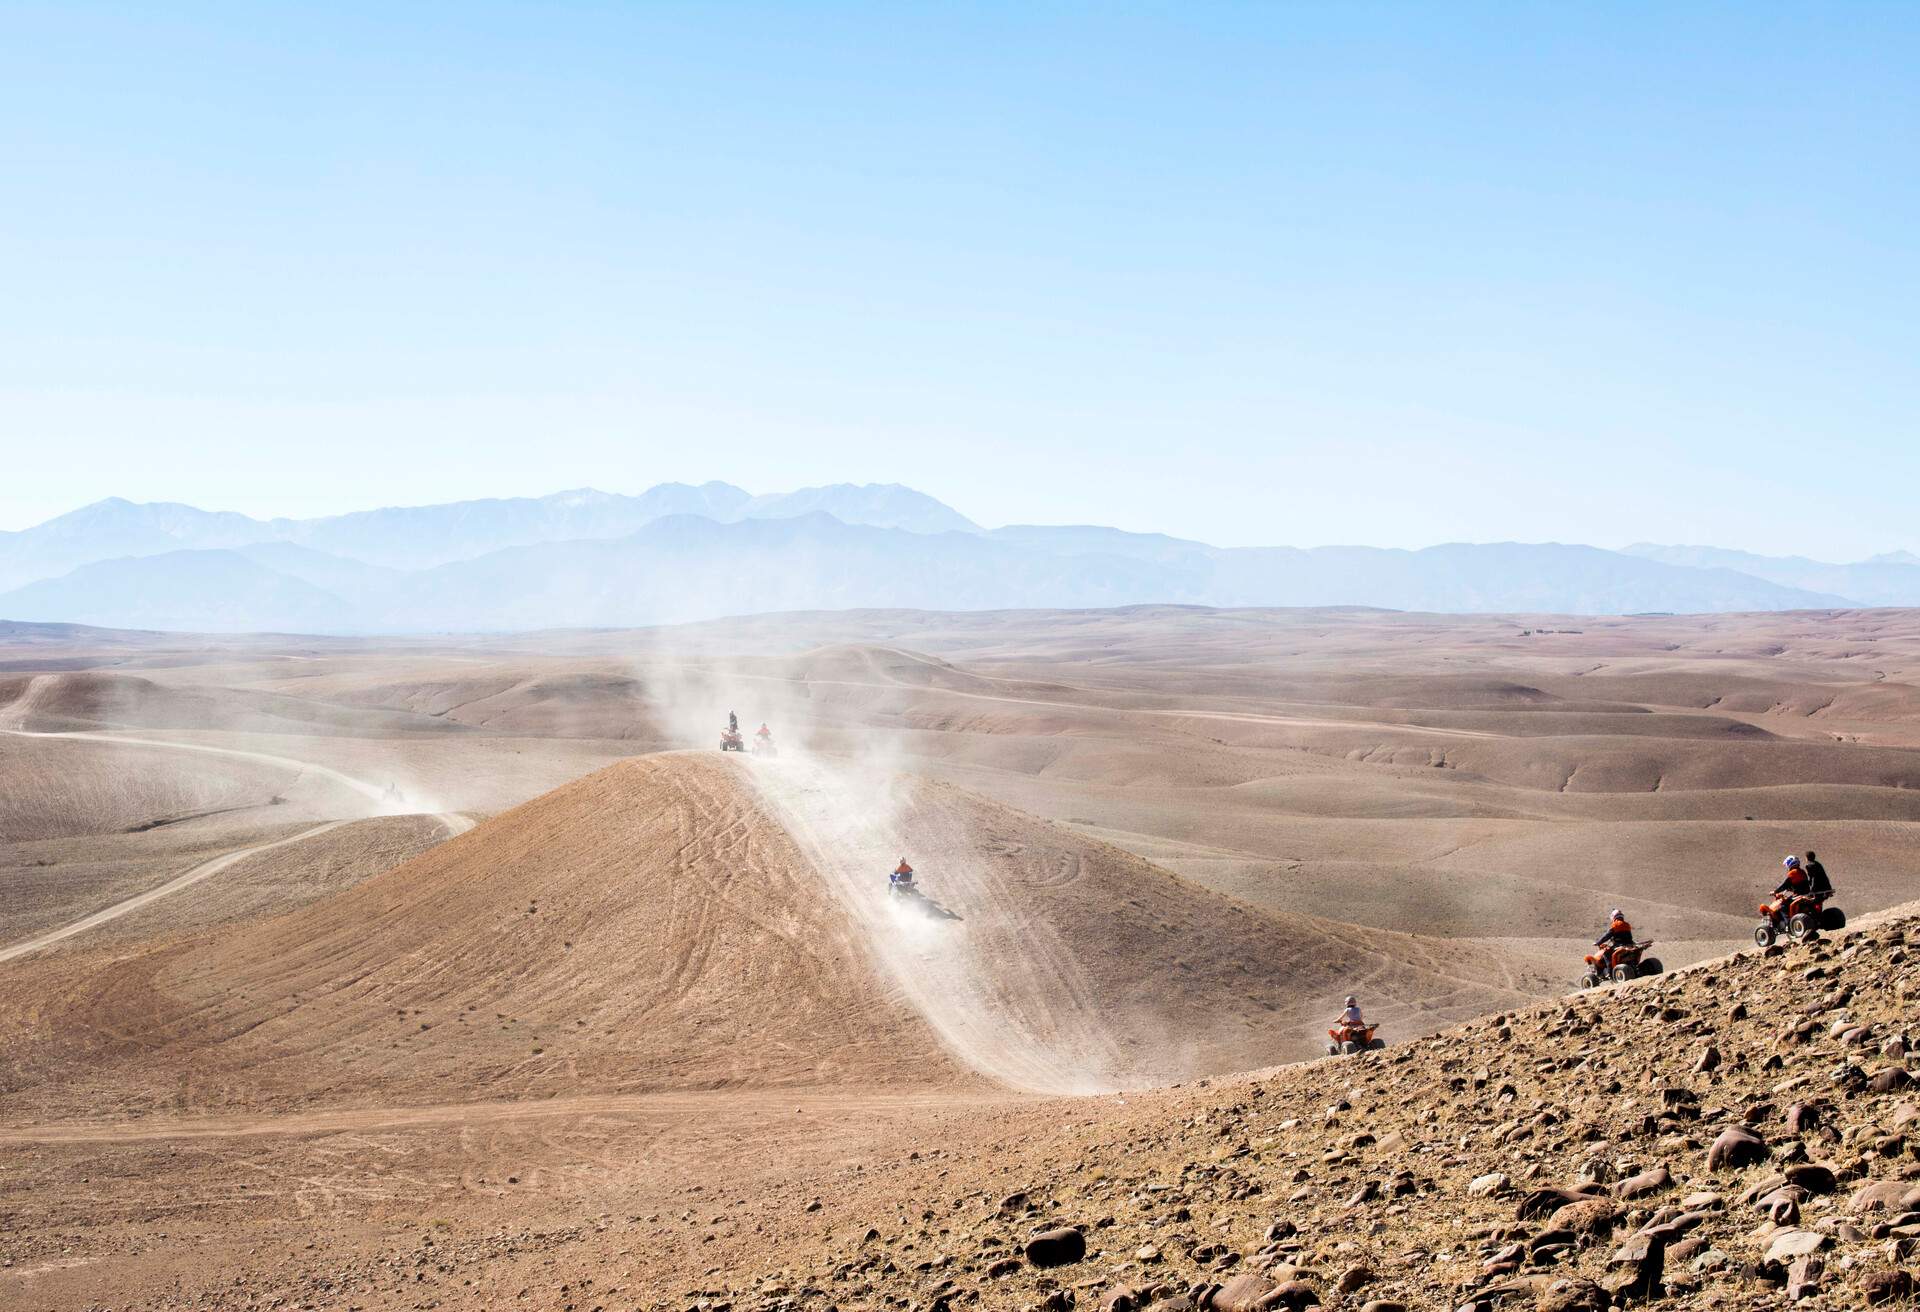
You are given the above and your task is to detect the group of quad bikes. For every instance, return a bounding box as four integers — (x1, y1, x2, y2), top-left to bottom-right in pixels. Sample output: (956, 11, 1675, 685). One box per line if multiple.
(718, 713, 777, 757)
(1577, 870, 1846, 990)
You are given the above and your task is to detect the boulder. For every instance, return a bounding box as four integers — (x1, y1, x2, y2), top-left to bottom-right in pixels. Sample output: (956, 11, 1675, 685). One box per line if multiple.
(1614, 1167, 1671, 1200)
(1211, 1273, 1274, 1312)
(1259, 1281, 1320, 1310)
(1334, 1266, 1373, 1295)
(1517, 1186, 1606, 1220)
(1026, 1227, 1087, 1268)
(1785, 1253, 1823, 1302)
(1607, 1231, 1666, 1301)
(1707, 1125, 1768, 1170)
(1783, 1163, 1837, 1196)
(1763, 1230, 1830, 1264)
(1549, 1198, 1618, 1238)
(1535, 1279, 1606, 1312)
(1870, 1068, 1913, 1094)
(1863, 1269, 1915, 1305)
(1469, 1173, 1510, 1197)
(1852, 1179, 1920, 1213)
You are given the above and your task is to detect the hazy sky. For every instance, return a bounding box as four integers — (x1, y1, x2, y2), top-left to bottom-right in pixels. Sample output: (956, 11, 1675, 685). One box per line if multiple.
(4, 4, 1916, 555)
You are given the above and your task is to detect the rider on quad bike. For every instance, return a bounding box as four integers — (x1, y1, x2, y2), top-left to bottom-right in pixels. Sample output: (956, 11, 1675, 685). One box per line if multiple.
(1591, 909, 1636, 975)
(888, 858, 916, 898)
(1327, 995, 1382, 1055)
(752, 723, 775, 755)
(1756, 854, 1842, 944)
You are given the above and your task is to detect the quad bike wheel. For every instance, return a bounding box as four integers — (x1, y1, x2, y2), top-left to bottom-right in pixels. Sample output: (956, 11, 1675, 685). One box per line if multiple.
(1612, 964, 1636, 983)
(1367, 1037, 1386, 1051)
(1326, 1043, 1339, 1057)
(1789, 912, 1819, 943)
(1341, 1040, 1362, 1055)
(1822, 906, 1847, 931)
(1753, 923, 1777, 948)
(1579, 972, 1599, 989)
(1640, 957, 1663, 976)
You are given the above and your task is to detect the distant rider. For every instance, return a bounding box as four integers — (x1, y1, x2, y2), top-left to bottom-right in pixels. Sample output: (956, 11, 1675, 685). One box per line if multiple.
(1338, 995, 1366, 1030)
(1594, 908, 1635, 972)
(728, 710, 739, 735)
(756, 723, 772, 742)
(890, 858, 915, 891)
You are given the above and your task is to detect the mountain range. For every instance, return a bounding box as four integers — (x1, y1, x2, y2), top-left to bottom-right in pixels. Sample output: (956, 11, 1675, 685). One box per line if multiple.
(0, 483, 1913, 633)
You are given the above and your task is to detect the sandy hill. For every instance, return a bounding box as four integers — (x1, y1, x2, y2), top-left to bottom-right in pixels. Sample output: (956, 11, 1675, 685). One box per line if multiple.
(0, 753, 964, 1121)
(0, 751, 1544, 1126)
(0, 670, 468, 738)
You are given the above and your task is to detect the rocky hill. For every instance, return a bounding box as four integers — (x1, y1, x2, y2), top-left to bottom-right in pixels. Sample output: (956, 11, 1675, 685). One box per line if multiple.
(698, 911, 1920, 1312)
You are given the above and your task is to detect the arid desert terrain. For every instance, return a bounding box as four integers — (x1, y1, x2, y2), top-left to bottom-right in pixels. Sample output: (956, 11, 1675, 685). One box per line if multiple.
(3, 605, 1919, 1310)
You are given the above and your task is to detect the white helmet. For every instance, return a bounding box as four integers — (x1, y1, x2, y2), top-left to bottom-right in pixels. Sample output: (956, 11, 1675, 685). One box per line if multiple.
(1344, 995, 1357, 1006)
(1783, 855, 1800, 869)
(1610, 908, 1623, 920)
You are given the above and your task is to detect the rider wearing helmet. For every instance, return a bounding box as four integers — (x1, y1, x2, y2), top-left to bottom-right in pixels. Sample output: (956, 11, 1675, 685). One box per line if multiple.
(756, 723, 771, 739)
(1339, 995, 1365, 1028)
(890, 858, 915, 891)
(1594, 908, 1635, 972)
(1774, 855, 1809, 898)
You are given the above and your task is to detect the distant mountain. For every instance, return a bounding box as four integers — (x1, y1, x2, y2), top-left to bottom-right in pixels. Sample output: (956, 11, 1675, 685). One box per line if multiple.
(743, 483, 980, 535)
(0, 482, 974, 584)
(1624, 543, 1920, 608)
(988, 524, 1213, 565)
(0, 518, 1853, 634)
(0, 550, 356, 633)
(0, 497, 277, 591)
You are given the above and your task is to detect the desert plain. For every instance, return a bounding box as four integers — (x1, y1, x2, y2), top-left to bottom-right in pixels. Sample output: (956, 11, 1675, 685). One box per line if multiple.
(3, 604, 1919, 1311)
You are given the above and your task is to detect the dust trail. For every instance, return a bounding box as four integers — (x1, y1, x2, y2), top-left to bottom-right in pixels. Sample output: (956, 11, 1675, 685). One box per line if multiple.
(747, 755, 1129, 1096)
(0, 820, 356, 964)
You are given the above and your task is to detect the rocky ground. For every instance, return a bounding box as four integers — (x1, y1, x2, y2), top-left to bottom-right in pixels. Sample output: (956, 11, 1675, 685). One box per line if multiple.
(687, 913, 1920, 1312)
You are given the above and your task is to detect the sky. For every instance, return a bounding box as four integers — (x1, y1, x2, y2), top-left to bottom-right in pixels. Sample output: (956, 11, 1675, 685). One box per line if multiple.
(3, 3, 1916, 555)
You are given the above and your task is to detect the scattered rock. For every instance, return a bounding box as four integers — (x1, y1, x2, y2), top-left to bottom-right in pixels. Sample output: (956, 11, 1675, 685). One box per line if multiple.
(1707, 1125, 1768, 1170)
(1026, 1228, 1087, 1268)
(1334, 1265, 1372, 1294)
(1863, 1269, 1915, 1305)
(1763, 1230, 1830, 1265)
(1209, 1273, 1275, 1312)
(1469, 1173, 1510, 1197)
(1614, 1167, 1670, 1200)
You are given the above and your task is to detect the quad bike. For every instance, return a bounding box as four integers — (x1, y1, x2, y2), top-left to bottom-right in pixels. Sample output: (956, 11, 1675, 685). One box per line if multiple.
(752, 734, 778, 757)
(888, 873, 921, 904)
(1754, 893, 1846, 947)
(719, 728, 746, 752)
(1578, 940, 1663, 988)
(1327, 1022, 1384, 1056)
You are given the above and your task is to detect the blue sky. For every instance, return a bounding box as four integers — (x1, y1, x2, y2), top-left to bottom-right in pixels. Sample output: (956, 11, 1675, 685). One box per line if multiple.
(3, 3, 1915, 555)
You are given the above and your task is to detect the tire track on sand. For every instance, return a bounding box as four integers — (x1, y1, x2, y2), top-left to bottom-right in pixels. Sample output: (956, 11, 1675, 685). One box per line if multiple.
(746, 756, 1129, 1096)
(0, 678, 475, 958)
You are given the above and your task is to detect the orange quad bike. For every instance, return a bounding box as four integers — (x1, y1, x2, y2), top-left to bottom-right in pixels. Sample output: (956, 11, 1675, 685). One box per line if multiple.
(1327, 1022, 1385, 1056)
(719, 727, 746, 752)
(1579, 940, 1663, 989)
(1754, 893, 1845, 947)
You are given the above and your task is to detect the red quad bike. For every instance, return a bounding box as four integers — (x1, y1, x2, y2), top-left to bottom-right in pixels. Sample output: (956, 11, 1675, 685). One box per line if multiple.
(719, 727, 746, 752)
(752, 732, 778, 757)
(1579, 941, 1663, 989)
(1754, 893, 1846, 947)
(1327, 1022, 1385, 1056)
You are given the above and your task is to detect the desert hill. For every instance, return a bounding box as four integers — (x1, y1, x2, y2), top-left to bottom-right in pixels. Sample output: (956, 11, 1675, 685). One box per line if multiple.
(0, 750, 1547, 1128)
